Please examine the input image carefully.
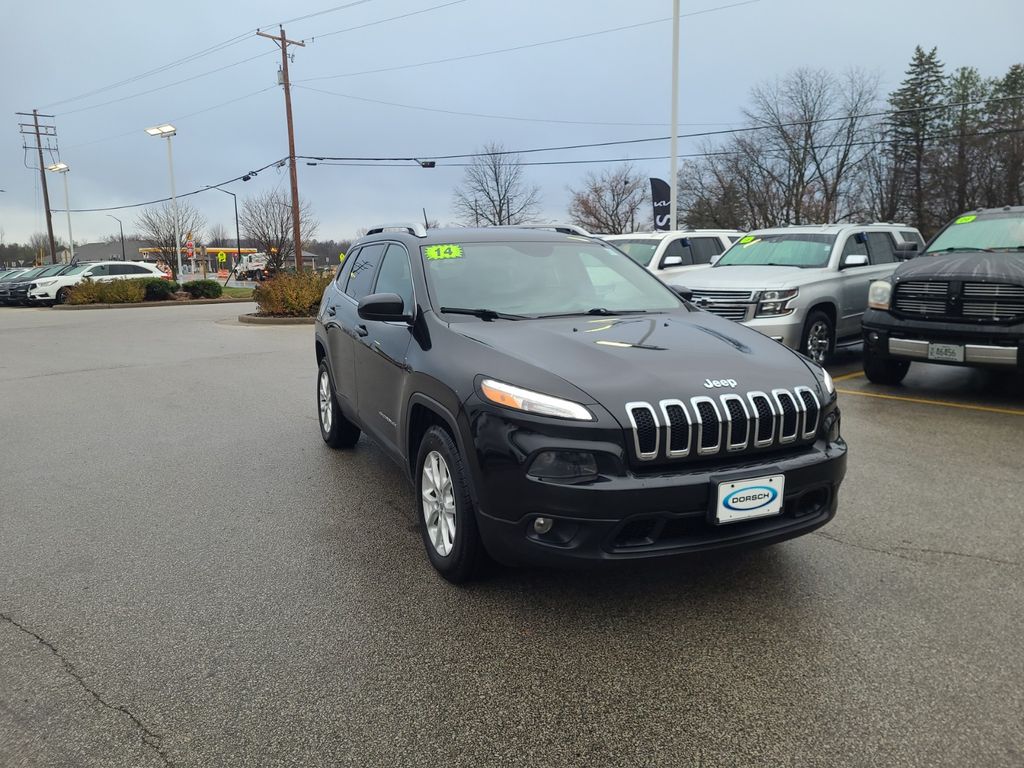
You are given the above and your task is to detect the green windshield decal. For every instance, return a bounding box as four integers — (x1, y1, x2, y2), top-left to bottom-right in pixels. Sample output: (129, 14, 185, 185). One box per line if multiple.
(954, 215, 977, 225)
(739, 235, 755, 243)
(424, 244, 463, 260)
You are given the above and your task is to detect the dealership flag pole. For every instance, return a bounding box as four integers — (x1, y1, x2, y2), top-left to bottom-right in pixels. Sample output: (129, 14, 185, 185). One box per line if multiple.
(669, 0, 680, 231)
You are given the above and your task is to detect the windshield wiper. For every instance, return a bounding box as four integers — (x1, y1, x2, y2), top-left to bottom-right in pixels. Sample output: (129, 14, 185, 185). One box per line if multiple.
(537, 308, 651, 318)
(933, 246, 995, 253)
(439, 307, 526, 321)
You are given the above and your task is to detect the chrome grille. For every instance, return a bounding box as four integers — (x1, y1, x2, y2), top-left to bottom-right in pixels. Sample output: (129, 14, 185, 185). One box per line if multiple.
(626, 387, 821, 462)
(689, 289, 755, 302)
(894, 281, 948, 315)
(962, 282, 1024, 320)
(689, 289, 754, 322)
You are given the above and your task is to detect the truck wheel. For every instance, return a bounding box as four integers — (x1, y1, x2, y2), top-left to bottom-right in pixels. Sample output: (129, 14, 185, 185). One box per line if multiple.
(801, 310, 834, 364)
(416, 425, 482, 584)
(863, 349, 910, 385)
(55, 288, 70, 305)
(317, 362, 360, 448)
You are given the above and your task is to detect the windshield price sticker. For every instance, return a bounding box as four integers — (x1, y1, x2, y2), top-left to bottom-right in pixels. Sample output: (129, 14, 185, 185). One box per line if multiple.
(739, 235, 755, 243)
(954, 215, 977, 225)
(425, 244, 464, 260)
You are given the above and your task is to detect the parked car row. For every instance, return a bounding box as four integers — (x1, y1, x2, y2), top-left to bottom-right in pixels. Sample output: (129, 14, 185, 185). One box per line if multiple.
(598, 208, 1023, 383)
(0, 260, 169, 306)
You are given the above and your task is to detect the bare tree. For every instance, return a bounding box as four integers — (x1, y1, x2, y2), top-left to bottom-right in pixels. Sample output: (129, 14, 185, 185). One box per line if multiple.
(207, 223, 230, 246)
(452, 143, 541, 225)
(135, 202, 206, 278)
(568, 164, 649, 233)
(239, 189, 319, 273)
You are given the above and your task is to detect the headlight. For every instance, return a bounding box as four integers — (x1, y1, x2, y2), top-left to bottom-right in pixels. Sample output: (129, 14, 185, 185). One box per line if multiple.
(822, 368, 835, 395)
(755, 288, 798, 317)
(480, 378, 593, 421)
(868, 281, 892, 310)
(33, 279, 56, 288)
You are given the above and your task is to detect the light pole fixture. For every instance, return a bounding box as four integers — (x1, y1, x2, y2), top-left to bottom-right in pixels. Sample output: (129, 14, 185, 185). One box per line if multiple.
(47, 162, 73, 262)
(107, 214, 126, 260)
(146, 123, 182, 280)
(205, 185, 243, 286)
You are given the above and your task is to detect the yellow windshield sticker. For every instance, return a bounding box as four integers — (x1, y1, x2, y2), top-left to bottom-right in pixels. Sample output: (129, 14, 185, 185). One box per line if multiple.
(739, 235, 755, 243)
(424, 244, 463, 260)
(954, 215, 977, 224)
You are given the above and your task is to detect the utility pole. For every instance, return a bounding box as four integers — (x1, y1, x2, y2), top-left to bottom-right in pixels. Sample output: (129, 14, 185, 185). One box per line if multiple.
(257, 26, 306, 270)
(669, 0, 681, 232)
(17, 110, 58, 263)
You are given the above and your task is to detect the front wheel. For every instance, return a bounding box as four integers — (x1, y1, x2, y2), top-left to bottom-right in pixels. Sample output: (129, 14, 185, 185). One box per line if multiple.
(317, 362, 360, 448)
(55, 288, 70, 305)
(863, 349, 910, 385)
(416, 426, 482, 584)
(801, 310, 835, 364)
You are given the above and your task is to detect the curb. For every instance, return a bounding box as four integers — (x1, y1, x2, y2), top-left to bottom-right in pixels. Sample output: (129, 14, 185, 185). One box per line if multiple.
(53, 297, 254, 311)
(238, 313, 315, 325)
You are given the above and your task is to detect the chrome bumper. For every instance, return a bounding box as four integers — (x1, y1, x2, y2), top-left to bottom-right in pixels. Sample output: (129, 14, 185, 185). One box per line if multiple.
(888, 338, 1019, 366)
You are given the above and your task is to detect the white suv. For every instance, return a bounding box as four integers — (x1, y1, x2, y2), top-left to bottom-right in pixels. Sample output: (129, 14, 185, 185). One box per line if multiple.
(602, 230, 741, 282)
(27, 260, 167, 306)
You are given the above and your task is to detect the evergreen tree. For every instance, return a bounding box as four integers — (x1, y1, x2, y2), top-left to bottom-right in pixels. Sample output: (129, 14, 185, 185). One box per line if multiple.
(888, 46, 946, 233)
(988, 64, 1024, 205)
(935, 66, 991, 219)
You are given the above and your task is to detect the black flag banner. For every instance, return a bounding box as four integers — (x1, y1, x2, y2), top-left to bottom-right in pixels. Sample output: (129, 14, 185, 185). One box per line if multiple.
(650, 178, 671, 231)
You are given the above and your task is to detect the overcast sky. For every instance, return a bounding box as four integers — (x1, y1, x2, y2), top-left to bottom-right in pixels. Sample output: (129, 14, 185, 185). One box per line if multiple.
(2, 0, 1021, 246)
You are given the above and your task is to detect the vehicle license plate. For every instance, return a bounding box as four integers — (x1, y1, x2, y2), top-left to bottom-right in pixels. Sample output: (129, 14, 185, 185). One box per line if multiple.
(714, 474, 785, 524)
(927, 343, 964, 362)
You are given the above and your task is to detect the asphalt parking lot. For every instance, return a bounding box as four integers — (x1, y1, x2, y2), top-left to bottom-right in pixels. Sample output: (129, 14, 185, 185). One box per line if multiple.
(1, 304, 1021, 768)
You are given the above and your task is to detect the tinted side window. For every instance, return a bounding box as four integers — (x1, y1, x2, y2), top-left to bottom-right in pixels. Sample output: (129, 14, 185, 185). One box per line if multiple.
(374, 244, 414, 312)
(87, 264, 111, 277)
(866, 232, 895, 264)
(127, 264, 151, 275)
(337, 248, 358, 285)
(343, 243, 386, 300)
(690, 237, 723, 264)
(661, 238, 694, 267)
(108, 264, 129, 276)
(900, 229, 925, 247)
(840, 233, 868, 262)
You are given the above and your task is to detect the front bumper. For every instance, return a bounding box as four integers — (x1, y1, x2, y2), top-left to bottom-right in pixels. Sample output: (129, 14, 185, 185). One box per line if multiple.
(27, 288, 57, 302)
(863, 309, 1023, 369)
(468, 407, 847, 566)
(744, 314, 803, 349)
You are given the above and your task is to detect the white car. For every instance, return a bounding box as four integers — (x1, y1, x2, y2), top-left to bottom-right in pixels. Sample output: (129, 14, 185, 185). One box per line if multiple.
(27, 260, 168, 306)
(603, 230, 742, 282)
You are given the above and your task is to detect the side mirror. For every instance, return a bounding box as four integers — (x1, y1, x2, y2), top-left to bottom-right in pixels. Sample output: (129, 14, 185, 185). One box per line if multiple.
(357, 292, 410, 322)
(709, 253, 723, 266)
(672, 285, 693, 301)
(661, 255, 684, 268)
(894, 241, 920, 260)
(841, 254, 869, 269)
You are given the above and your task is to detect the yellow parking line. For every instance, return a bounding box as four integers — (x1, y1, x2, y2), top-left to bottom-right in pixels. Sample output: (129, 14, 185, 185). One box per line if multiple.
(836, 387, 1024, 416)
(831, 371, 864, 383)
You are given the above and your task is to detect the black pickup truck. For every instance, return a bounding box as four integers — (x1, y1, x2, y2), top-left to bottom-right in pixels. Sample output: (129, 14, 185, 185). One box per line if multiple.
(862, 206, 1024, 384)
(315, 225, 847, 582)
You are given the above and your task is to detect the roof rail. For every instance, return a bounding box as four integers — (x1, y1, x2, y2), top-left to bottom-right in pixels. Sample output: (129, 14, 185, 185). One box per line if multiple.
(365, 223, 427, 238)
(509, 223, 594, 236)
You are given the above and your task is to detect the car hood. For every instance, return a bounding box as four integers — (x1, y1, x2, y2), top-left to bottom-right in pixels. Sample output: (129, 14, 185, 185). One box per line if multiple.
(894, 251, 1024, 283)
(451, 311, 823, 414)
(667, 265, 811, 290)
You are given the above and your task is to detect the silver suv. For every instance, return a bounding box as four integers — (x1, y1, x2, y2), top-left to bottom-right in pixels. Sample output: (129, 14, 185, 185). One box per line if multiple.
(666, 223, 925, 363)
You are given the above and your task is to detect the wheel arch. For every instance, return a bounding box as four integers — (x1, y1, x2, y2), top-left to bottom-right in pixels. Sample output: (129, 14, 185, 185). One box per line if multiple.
(405, 393, 481, 509)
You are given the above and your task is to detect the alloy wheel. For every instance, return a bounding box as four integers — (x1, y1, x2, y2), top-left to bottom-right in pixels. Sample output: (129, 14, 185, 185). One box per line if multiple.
(421, 450, 456, 557)
(318, 371, 333, 433)
(806, 320, 831, 364)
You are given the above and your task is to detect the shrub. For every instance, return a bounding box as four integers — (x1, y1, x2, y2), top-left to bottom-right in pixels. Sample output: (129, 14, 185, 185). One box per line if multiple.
(67, 279, 104, 304)
(66, 279, 146, 305)
(140, 277, 179, 301)
(182, 279, 223, 299)
(254, 271, 333, 317)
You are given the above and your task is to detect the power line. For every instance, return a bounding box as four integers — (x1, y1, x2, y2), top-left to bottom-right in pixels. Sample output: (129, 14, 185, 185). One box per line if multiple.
(298, 0, 760, 83)
(51, 158, 289, 213)
(294, 84, 733, 128)
(308, 0, 470, 40)
(299, 94, 1024, 162)
(272, 0, 380, 27)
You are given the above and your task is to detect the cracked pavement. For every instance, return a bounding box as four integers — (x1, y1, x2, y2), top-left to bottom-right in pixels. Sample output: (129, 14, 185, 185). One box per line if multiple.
(1, 304, 1022, 767)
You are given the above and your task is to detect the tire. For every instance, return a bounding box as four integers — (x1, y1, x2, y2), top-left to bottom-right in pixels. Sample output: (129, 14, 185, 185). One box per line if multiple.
(317, 361, 360, 448)
(416, 425, 482, 584)
(863, 348, 910, 385)
(801, 310, 835, 365)
(55, 288, 70, 305)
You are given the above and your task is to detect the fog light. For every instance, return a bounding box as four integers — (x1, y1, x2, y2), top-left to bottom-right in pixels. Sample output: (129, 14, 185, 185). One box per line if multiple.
(528, 450, 598, 480)
(533, 517, 554, 534)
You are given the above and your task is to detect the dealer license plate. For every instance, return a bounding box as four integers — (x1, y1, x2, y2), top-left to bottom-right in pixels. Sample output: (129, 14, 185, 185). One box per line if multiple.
(714, 474, 785, 524)
(927, 343, 964, 362)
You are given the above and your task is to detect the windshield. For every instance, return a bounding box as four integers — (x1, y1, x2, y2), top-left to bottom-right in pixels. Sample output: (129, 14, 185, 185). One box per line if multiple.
(421, 240, 682, 317)
(13, 267, 47, 281)
(928, 212, 1024, 253)
(603, 239, 659, 267)
(36, 265, 69, 278)
(715, 233, 836, 268)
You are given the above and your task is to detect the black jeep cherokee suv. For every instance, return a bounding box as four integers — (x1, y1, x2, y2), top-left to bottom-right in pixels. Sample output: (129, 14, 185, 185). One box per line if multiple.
(862, 206, 1024, 384)
(315, 225, 847, 582)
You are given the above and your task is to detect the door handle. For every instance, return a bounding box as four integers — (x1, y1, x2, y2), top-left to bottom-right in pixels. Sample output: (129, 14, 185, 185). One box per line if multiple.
(356, 324, 369, 337)
(327, 305, 336, 316)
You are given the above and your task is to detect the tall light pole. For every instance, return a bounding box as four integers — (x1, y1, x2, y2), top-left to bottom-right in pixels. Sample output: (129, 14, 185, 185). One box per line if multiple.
(47, 162, 73, 262)
(107, 214, 126, 260)
(146, 124, 182, 280)
(205, 185, 242, 286)
(669, 0, 681, 232)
